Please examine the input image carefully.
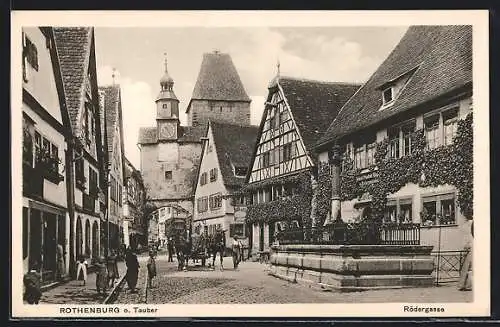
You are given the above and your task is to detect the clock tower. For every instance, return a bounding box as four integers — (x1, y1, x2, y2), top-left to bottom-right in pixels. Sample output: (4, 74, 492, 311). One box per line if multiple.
(156, 54, 179, 141)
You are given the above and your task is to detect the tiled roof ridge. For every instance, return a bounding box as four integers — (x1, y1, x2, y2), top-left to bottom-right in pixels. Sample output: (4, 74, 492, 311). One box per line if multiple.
(279, 75, 362, 86)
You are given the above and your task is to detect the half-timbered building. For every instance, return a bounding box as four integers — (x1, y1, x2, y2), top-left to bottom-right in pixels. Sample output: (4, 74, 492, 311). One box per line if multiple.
(315, 25, 473, 252)
(245, 75, 360, 257)
(123, 157, 147, 250)
(99, 84, 126, 251)
(22, 27, 72, 283)
(54, 27, 107, 271)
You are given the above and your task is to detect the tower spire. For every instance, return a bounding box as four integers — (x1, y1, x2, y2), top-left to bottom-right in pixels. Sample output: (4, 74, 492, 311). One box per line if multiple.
(112, 67, 116, 85)
(163, 52, 168, 73)
(277, 58, 280, 77)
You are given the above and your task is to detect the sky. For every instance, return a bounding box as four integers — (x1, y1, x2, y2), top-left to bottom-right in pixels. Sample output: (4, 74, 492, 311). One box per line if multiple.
(93, 26, 408, 169)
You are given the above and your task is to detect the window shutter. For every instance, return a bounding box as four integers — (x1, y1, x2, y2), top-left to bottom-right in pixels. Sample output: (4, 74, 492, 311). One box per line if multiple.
(229, 224, 235, 237)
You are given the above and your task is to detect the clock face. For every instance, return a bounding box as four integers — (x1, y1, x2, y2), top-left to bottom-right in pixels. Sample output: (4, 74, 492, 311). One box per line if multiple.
(160, 123, 176, 139)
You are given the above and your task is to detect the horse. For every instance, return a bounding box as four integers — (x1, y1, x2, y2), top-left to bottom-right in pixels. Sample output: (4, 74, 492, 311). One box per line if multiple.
(174, 235, 191, 271)
(207, 231, 225, 270)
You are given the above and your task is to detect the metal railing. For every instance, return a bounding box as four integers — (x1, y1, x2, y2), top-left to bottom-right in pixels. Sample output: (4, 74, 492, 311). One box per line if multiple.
(432, 250, 467, 285)
(275, 222, 421, 246)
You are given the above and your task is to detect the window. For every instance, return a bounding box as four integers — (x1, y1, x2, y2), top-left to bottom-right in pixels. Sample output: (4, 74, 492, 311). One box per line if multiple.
(230, 223, 245, 237)
(283, 143, 292, 162)
(164, 171, 172, 180)
(75, 157, 85, 187)
(199, 172, 207, 186)
(88, 167, 98, 196)
(399, 202, 413, 223)
(263, 119, 270, 132)
(118, 186, 122, 206)
(388, 127, 400, 159)
(384, 201, 398, 223)
(424, 115, 440, 150)
(209, 101, 215, 112)
(209, 168, 218, 182)
(354, 144, 365, 169)
(23, 34, 38, 71)
(197, 197, 208, 213)
(382, 87, 393, 104)
(443, 108, 459, 146)
(235, 166, 247, 177)
(402, 123, 414, 156)
(366, 142, 376, 167)
(163, 104, 168, 109)
(209, 193, 222, 210)
(262, 152, 270, 168)
(421, 194, 456, 226)
(273, 185, 283, 200)
(280, 110, 289, 123)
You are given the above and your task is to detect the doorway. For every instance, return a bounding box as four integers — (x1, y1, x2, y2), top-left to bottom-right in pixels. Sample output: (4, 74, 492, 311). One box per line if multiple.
(42, 212, 57, 282)
(92, 221, 99, 259)
(76, 217, 82, 260)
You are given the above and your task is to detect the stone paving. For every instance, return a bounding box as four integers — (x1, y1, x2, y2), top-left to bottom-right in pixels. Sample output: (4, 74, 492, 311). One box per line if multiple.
(140, 255, 473, 304)
(40, 261, 128, 304)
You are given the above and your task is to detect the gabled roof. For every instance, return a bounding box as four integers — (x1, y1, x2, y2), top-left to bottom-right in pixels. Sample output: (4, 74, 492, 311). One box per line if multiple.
(278, 77, 360, 151)
(137, 125, 205, 144)
(53, 27, 92, 134)
(99, 85, 121, 153)
(210, 121, 259, 188)
(317, 25, 472, 148)
(186, 52, 251, 113)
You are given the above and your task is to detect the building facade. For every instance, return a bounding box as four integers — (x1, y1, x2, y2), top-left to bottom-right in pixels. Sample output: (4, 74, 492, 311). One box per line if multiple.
(54, 27, 107, 270)
(123, 157, 147, 250)
(138, 52, 251, 219)
(99, 85, 126, 251)
(147, 204, 191, 247)
(192, 121, 258, 251)
(244, 75, 360, 257)
(22, 27, 72, 283)
(315, 25, 473, 252)
(186, 51, 251, 127)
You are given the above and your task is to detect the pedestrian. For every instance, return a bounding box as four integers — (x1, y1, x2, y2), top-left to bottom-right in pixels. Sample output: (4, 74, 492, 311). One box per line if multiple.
(56, 243, 65, 280)
(232, 236, 241, 269)
(147, 250, 157, 288)
(107, 249, 119, 288)
(125, 247, 140, 293)
(167, 237, 174, 262)
(95, 256, 108, 295)
(458, 220, 473, 291)
(76, 254, 88, 286)
(23, 262, 42, 304)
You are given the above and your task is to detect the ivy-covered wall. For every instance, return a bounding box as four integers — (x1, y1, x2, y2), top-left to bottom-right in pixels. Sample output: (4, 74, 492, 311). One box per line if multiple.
(245, 171, 312, 226)
(322, 113, 473, 223)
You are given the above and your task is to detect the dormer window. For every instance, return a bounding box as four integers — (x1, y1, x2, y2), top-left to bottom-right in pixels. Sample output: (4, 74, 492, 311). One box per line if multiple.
(382, 87, 394, 105)
(235, 166, 247, 177)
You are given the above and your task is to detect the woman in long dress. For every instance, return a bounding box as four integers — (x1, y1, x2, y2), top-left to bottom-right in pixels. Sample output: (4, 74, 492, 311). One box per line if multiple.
(56, 244, 65, 280)
(125, 248, 140, 293)
(458, 220, 473, 291)
(95, 256, 108, 295)
(107, 249, 119, 288)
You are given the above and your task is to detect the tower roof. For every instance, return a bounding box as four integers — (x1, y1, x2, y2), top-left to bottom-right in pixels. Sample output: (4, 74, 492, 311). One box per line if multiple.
(157, 53, 178, 102)
(190, 51, 251, 103)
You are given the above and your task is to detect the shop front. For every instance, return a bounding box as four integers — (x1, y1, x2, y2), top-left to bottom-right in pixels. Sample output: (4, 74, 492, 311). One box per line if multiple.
(23, 200, 67, 284)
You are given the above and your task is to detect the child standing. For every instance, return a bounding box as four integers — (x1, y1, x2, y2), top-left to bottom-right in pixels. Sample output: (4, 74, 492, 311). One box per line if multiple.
(147, 250, 157, 288)
(95, 256, 108, 295)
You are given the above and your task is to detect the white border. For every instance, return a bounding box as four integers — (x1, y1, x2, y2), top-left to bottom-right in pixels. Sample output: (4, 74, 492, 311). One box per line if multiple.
(11, 10, 490, 318)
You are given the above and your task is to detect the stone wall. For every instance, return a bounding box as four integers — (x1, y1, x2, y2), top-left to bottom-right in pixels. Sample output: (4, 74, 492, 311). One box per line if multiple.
(188, 100, 251, 127)
(269, 244, 435, 291)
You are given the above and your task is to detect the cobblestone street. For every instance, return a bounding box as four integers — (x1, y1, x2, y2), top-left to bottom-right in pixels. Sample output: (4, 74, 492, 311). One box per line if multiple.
(113, 254, 473, 304)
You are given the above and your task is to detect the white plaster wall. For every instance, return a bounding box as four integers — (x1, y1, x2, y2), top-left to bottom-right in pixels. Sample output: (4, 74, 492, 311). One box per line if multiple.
(22, 28, 62, 124)
(193, 125, 227, 222)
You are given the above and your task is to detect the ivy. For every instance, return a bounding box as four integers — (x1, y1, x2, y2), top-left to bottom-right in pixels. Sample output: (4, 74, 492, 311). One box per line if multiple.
(245, 171, 312, 225)
(333, 112, 473, 221)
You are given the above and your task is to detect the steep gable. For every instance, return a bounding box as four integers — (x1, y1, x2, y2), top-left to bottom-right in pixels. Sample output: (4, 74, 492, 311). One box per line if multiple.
(186, 51, 251, 113)
(53, 27, 92, 136)
(210, 122, 259, 188)
(317, 25, 472, 148)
